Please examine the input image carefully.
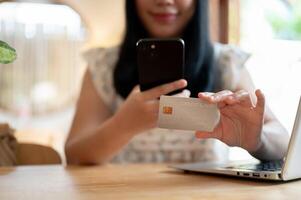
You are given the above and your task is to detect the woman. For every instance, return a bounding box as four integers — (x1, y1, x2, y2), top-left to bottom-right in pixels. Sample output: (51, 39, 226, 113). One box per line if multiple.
(65, 0, 289, 164)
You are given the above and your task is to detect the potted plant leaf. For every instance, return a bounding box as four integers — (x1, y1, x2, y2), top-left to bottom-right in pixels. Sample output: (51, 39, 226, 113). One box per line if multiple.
(0, 40, 17, 64)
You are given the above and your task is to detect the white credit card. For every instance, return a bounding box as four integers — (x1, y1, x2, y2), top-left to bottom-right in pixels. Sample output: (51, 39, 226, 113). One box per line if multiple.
(158, 95, 220, 132)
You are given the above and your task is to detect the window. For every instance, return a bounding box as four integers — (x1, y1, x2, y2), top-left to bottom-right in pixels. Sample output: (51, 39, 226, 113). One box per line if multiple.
(241, 0, 301, 132)
(0, 2, 86, 117)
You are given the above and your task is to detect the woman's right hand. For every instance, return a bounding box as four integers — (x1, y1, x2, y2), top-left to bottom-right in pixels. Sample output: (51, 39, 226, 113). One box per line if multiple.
(113, 79, 188, 136)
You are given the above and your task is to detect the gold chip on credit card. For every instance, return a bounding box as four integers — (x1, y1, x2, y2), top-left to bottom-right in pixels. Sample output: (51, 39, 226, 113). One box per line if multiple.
(163, 106, 173, 114)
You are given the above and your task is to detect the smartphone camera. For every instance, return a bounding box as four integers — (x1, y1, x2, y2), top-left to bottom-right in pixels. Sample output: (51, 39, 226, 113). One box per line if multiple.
(150, 44, 156, 58)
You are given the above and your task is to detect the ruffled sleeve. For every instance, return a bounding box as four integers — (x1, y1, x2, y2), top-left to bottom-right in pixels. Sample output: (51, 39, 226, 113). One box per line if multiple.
(213, 43, 251, 91)
(82, 47, 120, 111)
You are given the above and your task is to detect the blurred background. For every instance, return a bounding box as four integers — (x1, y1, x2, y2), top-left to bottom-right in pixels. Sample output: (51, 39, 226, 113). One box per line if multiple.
(0, 0, 300, 161)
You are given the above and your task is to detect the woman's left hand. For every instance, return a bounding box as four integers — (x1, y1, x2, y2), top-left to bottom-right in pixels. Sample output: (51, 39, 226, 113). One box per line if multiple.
(195, 89, 266, 153)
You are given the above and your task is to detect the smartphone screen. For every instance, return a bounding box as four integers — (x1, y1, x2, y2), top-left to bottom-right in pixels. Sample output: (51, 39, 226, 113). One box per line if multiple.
(137, 38, 185, 93)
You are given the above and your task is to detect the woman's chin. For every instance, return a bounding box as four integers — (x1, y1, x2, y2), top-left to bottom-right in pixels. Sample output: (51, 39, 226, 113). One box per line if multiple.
(149, 29, 180, 38)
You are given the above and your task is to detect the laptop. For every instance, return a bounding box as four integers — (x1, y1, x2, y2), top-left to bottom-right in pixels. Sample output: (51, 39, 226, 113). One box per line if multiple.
(171, 97, 301, 181)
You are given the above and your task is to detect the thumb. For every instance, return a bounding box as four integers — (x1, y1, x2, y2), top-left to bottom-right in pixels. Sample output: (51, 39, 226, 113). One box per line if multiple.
(255, 89, 265, 113)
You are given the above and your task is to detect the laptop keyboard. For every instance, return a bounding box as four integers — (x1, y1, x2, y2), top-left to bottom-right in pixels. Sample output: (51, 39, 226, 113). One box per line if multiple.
(231, 160, 284, 172)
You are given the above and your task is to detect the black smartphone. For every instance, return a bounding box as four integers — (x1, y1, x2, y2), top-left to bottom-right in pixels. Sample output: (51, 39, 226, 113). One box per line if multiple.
(137, 38, 185, 94)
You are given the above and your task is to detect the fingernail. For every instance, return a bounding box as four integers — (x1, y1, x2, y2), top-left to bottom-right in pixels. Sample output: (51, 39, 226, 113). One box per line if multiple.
(179, 79, 187, 86)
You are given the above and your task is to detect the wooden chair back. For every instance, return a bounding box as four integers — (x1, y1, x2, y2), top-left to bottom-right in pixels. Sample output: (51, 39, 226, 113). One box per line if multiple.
(16, 143, 61, 165)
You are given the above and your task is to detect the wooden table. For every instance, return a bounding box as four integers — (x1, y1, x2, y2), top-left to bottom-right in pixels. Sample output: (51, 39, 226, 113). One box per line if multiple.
(0, 164, 300, 200)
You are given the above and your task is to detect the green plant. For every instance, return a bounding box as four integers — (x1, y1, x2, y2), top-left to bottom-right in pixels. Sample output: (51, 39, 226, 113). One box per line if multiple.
(0, 40, 17, 64)
(266, 2, 301, 40)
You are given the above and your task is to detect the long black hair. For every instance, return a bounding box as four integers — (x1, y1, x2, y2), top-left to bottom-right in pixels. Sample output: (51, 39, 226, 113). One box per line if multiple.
(114, 0, 215, 98)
